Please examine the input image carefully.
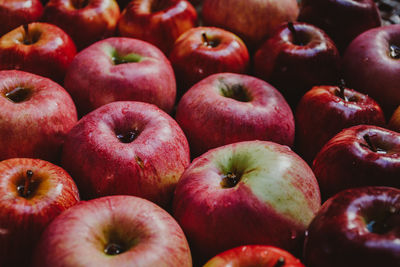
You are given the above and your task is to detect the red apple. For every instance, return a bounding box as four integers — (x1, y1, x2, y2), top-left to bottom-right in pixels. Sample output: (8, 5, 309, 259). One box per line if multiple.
(0, 70, 78, 163)
(64, 37, 176, 116)
(253, 22, 341, 107)
(295, 83, 386, 164)
(389, 105, 400, 132)
(202, 0, 299, 48)
(342, 24, 400, 117)
(118, 0, 198, 55)
(32, 195, 192, 267)
(169, 26, 249, 94)
(304, 186, 400, 267)
(43, 0, 120, 50)
(312, 125, 400, 199)
(175, 73, 295, 157)
(0, 158, 80, 267)
(61, 101, 190, 208)
(173, 140, 321, 263)
(203, 245, 305, 267)
(298, 0, 381, 52)
(0, 0, 43, 36)
(0, 22, 77, 83)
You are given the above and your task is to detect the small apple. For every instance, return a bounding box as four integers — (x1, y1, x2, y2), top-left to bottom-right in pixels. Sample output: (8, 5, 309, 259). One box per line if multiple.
(118, 0, 197, 55)
(295, 82, 386, 164)
(0, 22, 77, 83)
(175, 73, 295, 157)
(303, 186, 400, 267)
(0, 158, 80, 267)
(32, 195, 192, 267)
(64, 37, 176, 116)
(312, 125, 400, 199)
(389, 105, 400, 132)
(0, 70, 78, 163)
(173, 140, 321, 263)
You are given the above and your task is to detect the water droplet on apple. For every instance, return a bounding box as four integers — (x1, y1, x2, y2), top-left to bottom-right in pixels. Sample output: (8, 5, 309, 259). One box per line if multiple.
(290, 230, 297, 239)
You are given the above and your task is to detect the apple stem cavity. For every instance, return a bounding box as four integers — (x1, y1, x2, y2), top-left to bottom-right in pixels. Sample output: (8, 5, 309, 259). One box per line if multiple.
(220, 172, 241, 188)
(338, 79, 347, 101)
(273, 257, 286, 267)
(389, 44, 400, 59)
(361, 134, 386, 154)
(288, 22, 303, 46)
(23, 24, 32, 45)
(219, 81, 251, 102)
(104, 243, 125, 256)
(5, 87, 31, 103)
(202, 32, 219, 48)
(17, 170, 34, 198)
(116, 130, 138, 143)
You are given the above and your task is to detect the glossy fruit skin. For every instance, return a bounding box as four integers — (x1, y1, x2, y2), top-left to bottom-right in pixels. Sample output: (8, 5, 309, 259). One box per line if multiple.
(43, 0, 120, 50)
(312, 125, 400, 199)
(175, 73, 295, 157)
(118, 0, 198, 55)
(0, 22, 77, 83)
(304, 186, 400, 267)
(203, 245, 305, 267)
(0, 158, 80, 267)
(0, 70, 78, 163)
(342, 24, 400, 117)
(61, 101, 190, 208)
(299, 0, 381, 52)
(253, 22, 340, 107)
(389, 106, 400, 132)
(295, 85, 386, 164)
(0, 0, 44, 36)
(32, 195, 192, 267)
(169, 27, 249, 94)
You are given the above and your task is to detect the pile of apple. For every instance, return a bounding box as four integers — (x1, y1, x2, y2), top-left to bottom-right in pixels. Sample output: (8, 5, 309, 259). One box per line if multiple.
(0, 0, 399, 266)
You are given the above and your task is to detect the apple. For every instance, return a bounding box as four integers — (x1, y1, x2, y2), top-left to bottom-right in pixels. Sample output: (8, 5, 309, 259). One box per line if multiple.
(303, 186, 400, 267)
(253, 22, 341, 107)
(64, 37, 176, 116)
(298, 0, 381, 52)
(0, 70, 78, 163)
(118, 0, 198, 55)
(0, 22, 77, 83)
(32, 195, 192, 267)
(175, 73, 295, 157)
(172, 140, 321, 263)
(169, 27, 250, 95)
(312, 125, 400, 199)
(0, 158, 80, 267)
(389, 105, 400, 132)
(295, 82, 386, 164)
(61, 101, 190, 208)
(342, 24, 400, 117)
(43, 0, 120, 50)
(0, 0, 43, 36)
(203, 245, 305, 267)
(202, 0, 299, 48)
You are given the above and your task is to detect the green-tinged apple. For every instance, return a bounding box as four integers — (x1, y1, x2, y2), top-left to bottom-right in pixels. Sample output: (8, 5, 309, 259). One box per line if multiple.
(313, 125, 400, 200)
(0, 70, 78, 163)
(175, 73, 295, 157)
(118, 0, 197, 55)
(304, 186, 400, 267)
(0, 158, 80, 267)
(64, 37, 176, 116)
(61, 101, 190, 208)
(32, 195, 192, 267)
(0, 22, 77, 83)
(389, 106, 400, 132)
(173, 140, 321, 263)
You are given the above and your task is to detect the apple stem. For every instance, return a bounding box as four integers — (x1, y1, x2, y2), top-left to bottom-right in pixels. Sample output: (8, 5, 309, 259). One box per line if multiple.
(389, 44, 400, 59)
(363, 134, 377, 152)
(338, 79, 347, 101)
(221, 172, 240, 188)
(287, 22, 300, 45)
(273, 257, 286, 267)
(23, 170, 33, 197)
(202, 32, 210, 47)
(23, 24, 32, 45)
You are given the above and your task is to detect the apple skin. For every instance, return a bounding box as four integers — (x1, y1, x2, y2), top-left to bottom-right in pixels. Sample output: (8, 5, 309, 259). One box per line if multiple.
(312, 125, 400, 200)
(389, 106, 400, 132)
(203, 245, 305, 267)
(172, 140, 321, 263)
(169, 27, 250, 95)
(43, 0, 120, 50)
(0, 22, 77, 83)
(298, 0, 381, 52)
(32, 195, 192, 267)
(0, 158, 80, 267)
(253, 22, 341, 107)
(0, 70, 78, 163)
(0, 0, 44, 36)
(202, 0, 299, 48)
(64, 37, 176, 116)
(61, 101, 190, 208)
(303, 186, 400, 267)
(118, 0, 198, 55)
(175, 73, 295, 157)
(295, 85, 386, 164)
(342, 24, 400, 117)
